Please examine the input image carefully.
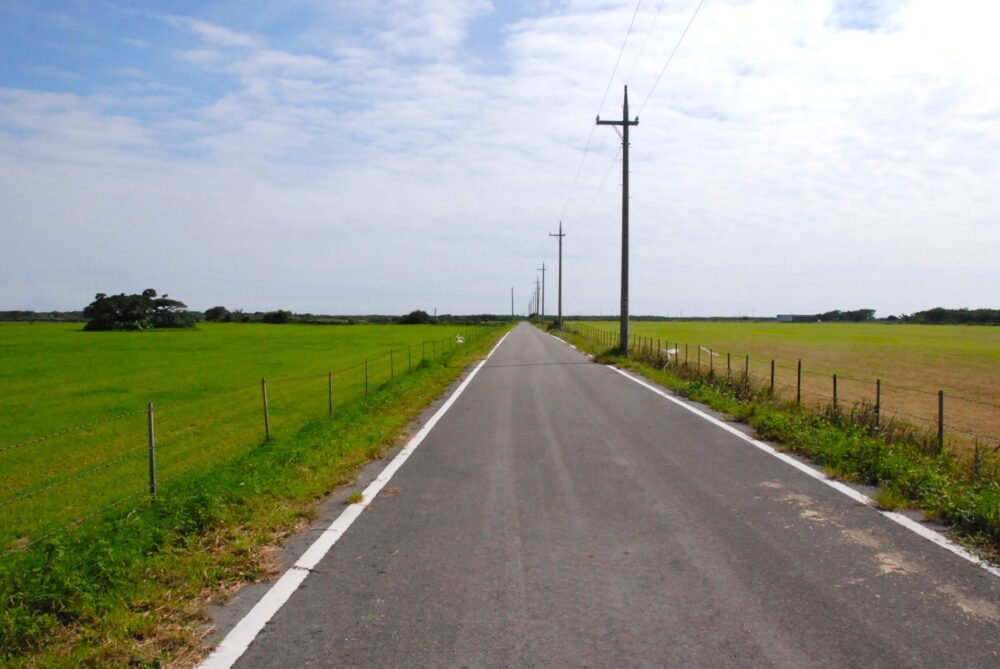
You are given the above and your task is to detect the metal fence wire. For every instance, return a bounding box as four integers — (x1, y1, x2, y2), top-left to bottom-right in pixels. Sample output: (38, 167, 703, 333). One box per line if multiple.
(570, 323, 999, 457)
(0, 326, 497, 559)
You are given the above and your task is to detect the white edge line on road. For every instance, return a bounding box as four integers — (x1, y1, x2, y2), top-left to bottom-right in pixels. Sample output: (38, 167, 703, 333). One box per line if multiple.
(199, 331, 511, 669)
(608, 365, 1000, 579)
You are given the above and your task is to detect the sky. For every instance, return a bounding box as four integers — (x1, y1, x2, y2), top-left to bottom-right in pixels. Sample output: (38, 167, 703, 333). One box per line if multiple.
(1, 0, 998, 317)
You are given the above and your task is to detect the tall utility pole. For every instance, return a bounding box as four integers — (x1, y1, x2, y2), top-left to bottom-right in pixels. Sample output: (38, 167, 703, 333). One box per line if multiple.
(549, 222, 565, 329)
(537, 263, 547, 324)
(597, 85, 638, 355)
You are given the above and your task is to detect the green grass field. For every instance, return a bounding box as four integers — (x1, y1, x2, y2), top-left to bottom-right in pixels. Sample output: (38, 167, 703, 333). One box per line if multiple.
(575, 321, 1000, 449)
(0, 322, 489, 552)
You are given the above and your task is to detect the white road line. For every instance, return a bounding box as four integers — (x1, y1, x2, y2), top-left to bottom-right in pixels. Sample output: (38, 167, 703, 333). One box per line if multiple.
(199, 332, 511, 669)
(608, 365, 1000, 579)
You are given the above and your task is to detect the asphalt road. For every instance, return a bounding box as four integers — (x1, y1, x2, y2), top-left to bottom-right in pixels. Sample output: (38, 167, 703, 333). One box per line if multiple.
(225, 323, 1000, 667)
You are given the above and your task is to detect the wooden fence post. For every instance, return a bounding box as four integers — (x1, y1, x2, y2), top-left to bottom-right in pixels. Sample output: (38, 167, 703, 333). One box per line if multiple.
(875, 379, 881, 427)
(147, 402, 156, 498)
(796, 360, 802, 406)
(938, 390, 945, 453)
(261, 378, 270, 441)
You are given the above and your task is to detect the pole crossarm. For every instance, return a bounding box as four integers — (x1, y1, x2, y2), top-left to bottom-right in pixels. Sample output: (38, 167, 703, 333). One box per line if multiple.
(549, 222, 566, 329)
(596, 85, 638, 355)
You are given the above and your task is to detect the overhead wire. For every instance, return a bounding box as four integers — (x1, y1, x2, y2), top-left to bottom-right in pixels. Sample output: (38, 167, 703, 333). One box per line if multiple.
(559, 0, 645, 222)
(624, 1, 666, 87)
(637, 0, 706, 117)
(575, 147, 624, 224)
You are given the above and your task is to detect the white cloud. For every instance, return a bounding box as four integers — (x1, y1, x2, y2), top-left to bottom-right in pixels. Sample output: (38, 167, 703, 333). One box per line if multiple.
(1, 0, 998, 315)
(164, 15, 262, 48)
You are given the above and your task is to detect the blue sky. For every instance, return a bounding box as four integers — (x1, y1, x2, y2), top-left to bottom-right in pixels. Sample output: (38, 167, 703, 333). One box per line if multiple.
(1, 0, 998, 316)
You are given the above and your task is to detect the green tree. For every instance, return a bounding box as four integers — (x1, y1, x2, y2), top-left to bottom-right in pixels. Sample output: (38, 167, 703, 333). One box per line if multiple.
(261, 310, 292, 324)
(397, 309, 432, 324)
(83, 289, 196, 331)
(204, 306, 231, 322)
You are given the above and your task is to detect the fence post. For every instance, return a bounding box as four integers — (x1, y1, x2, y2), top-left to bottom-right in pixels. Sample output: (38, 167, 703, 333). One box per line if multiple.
(697, 346, 701, 374)
(147, 402, 156, 499)
(328, 371, 333, 417)
(875, 379, 881, 427)
(770, 359, 775, 394)
(364, 360, 369, 397)
(684, 343, 688, 367)
(796, 360, 802, 406)
(744, 355, 749, 382)
(709, 348, 714, 377)
(726, 352, 731, 380)
(938, 390, 944, 453)
(261, 378, 270, 441)
(833, 374, 838, 409)
(390, 350, 394, 379)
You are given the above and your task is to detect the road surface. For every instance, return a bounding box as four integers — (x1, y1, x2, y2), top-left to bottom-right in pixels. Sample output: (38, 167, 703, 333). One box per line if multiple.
(215, 323, 1000, 667)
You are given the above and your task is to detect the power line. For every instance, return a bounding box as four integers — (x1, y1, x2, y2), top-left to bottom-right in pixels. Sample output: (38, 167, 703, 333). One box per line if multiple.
(559, 0, 645, 222)
(574, 147, 622, 223)
(637, 0, 705, 117)
(624, 1, 667, 88)
(597, 0, 644, 117)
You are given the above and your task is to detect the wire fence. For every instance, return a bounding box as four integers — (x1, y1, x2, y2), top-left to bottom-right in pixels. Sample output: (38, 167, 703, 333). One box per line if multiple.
(0, 327, 498, 559)
(570, 324, 1000, 456)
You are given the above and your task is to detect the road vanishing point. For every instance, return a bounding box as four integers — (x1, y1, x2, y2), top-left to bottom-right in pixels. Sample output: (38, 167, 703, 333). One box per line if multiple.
(206, 323, 1000, 668)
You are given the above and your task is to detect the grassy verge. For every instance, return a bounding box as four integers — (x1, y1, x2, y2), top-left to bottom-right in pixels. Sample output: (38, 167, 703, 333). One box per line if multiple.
(549, 325, 1000, 556)
(0, 325, 509, 667)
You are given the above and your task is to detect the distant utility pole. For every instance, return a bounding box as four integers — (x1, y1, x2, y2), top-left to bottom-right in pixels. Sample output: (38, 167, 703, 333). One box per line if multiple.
(549, 222, 565, 329)
(535, 276, 540, 317)
(537, 262, 547, 324)
(597, 85, 638, 355)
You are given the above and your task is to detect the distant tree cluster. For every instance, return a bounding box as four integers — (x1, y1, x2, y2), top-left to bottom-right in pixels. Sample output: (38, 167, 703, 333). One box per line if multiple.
(397, 309, 432, 324)
(83, 289, 196, 331)
(0, 310, 84, 322)
(907, 307, 1000, 325)
(261, 310, 292, 324)
(816, 309, 876, 322)
(203, 306, 231, 322)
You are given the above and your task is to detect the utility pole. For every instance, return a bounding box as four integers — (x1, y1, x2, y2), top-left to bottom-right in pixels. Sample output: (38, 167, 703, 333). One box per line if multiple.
(534, 276, 540, 317)
(597, 85, 638, 355)
(537, 262, 546, 324)
(549, 222, 565, 329)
